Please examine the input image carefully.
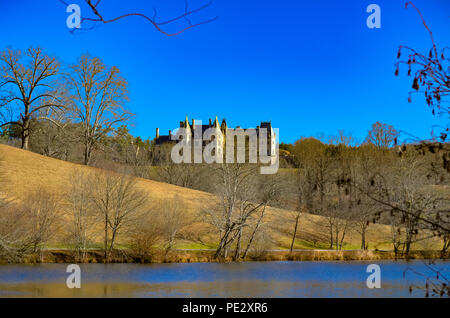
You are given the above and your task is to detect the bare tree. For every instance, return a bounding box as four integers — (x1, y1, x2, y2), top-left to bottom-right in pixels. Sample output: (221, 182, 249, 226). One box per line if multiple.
(389, 211, 404, 257)
(365, 121, 399, 149)
(25, 188, 61, 255)
(66, 169, 95, 262)
(389, 156, 442, 256)
(156, 196, 186, 258)
(91, 170, 147, 261)
(349, 145, 383, 250)
(288, 164, 317, 253)
(0, 199, 34, 262)
(351, 193, 378, 250)
(0, 187, 60, 262)
(321, 192, 353, 251)
(241, 174, 281, 259)
(67, 54, 132, 165)
(364, 152, 447, 256)
(129, 216, 161, 261)
(29, 104, 75, 159)
(204, 163, 279, 260)
(0, 156, 22, 260)
(204, 164, 254, 259)
(0, 47, 63, 150)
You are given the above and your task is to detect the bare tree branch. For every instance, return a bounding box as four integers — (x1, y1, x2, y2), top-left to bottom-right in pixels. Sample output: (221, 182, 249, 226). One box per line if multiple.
(59, 0, 217, 36)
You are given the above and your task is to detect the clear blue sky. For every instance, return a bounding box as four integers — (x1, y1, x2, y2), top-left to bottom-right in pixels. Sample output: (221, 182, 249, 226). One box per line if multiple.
(0, 0, 449, 143)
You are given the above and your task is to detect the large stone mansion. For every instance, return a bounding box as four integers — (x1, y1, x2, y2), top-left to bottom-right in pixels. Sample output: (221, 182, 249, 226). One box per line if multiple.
(155, 116, 277, 158)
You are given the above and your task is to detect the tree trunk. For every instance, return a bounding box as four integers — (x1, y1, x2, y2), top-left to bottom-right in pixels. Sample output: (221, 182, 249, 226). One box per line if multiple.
(233, 229, 242, 261)
(214, 227, 232, 259)
(82, 225, 87, 261)
(223, 244, 230, 258)
(243, 208, 266, 259)
(339, 229, 346, 250)
(335, 229, 339, 251)
(84, 142, 92, 165)
(329, 222, 333, 249)
(21, 118, 30, 150)
(441, 235, 449, 257)
(443, 235, 449, 252)
(405, 227, 412, 256)
(290, 212, 300, 253)
(361, 227, 366, 250)
(164, 232, 176, 260)
(104, 217, 109, 262)
(339, 221, 349, 251)
(109, 229, 117, 257)
(21, 133, 29, 150)
(405, 239, 411, 256)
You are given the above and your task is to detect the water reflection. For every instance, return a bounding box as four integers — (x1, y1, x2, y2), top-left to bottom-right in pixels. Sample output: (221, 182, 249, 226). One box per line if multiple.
(0, 260, 448, 297)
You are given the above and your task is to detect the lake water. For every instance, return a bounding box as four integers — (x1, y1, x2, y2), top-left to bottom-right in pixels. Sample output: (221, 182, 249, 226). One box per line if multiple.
(0, 260, 448, 297)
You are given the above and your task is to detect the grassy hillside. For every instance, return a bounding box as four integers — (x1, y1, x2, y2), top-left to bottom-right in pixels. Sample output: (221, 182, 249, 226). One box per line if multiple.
(0, 144, 442, 251)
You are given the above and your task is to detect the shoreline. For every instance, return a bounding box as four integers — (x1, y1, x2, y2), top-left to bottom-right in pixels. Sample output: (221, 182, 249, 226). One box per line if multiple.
(4, 249, 448, 264)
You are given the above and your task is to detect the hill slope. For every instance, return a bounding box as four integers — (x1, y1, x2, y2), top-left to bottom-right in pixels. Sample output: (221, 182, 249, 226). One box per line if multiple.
(0, 144, 439, 251)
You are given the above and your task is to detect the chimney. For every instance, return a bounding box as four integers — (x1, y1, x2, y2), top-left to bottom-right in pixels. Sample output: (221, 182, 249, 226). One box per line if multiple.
(156, 128, 159, 139)
(209, 118, 212, 127)
(169, 130, 172, 139)
(192, 119, 196, 128)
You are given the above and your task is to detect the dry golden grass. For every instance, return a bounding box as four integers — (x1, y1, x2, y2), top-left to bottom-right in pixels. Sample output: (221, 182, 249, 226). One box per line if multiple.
(0, 144, 442, 251)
